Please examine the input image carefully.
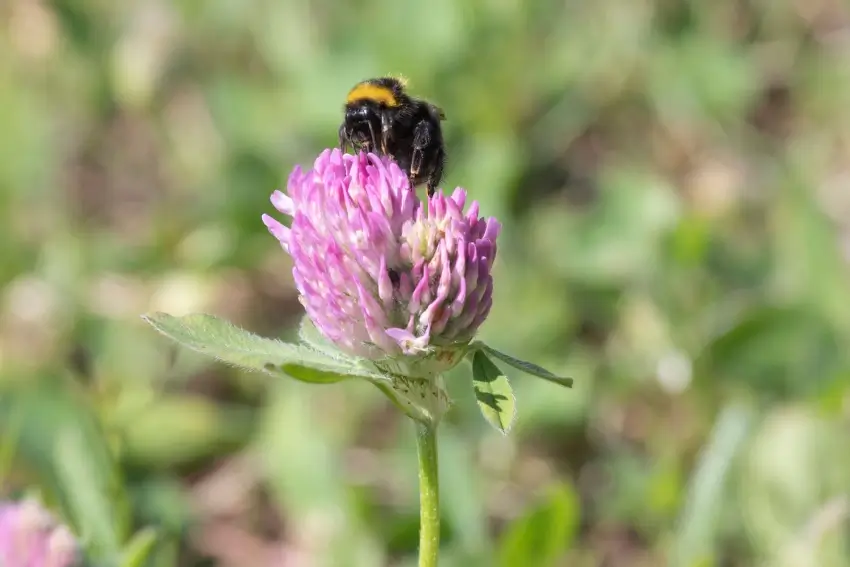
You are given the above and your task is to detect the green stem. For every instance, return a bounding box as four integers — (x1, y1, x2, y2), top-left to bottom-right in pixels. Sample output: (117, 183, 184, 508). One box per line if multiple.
(416, 421, 440, 567)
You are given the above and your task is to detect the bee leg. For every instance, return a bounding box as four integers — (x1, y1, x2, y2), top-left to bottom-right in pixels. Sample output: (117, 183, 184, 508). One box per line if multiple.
(426, 149, 444, 197)
(412, 120, 440, 196)
(366, 120, 379, 154)
(410, 148, 422, 177)
(412, 119, 433, 152)
(338, 124, 349, 152)
(380, 112, 394, 155)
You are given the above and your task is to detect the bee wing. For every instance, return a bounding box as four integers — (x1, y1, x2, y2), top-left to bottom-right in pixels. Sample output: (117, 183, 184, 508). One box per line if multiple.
(430, 103, 447, 120)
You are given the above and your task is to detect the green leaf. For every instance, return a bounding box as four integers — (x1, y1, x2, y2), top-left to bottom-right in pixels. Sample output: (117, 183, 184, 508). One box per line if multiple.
(670, 402, 756, 567)
(54, 426, 124, 561)
(475, 343, 573, 388)
(120, 396, 252, 468)
(0, 402, 23, 481)
(0, 386, 131, 558)
(471, 350, 516, 434)
(142, 312, 383, 385)
(297, 315, 343, 358)
(438, 429, 489, 556)
(498, 482, 580, 567)
(696, 306, 840, 398)
(736, 406, 850, 566)
(121, 528, 158, 567)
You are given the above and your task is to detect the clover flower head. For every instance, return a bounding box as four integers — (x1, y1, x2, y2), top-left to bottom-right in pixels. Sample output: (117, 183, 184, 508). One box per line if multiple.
(0, 499, 80, 567)
(262, 149, 500, 376)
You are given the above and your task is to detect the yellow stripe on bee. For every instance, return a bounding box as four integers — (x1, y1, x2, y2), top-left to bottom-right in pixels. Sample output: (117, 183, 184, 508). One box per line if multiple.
(347, 84, 399, 107)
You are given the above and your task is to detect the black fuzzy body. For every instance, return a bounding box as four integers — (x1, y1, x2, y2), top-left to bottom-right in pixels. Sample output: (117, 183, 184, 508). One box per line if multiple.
(339, 77, 446, 197)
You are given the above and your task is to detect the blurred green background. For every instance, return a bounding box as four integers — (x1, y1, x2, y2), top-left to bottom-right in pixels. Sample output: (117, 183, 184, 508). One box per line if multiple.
(2, 0, 850, 565)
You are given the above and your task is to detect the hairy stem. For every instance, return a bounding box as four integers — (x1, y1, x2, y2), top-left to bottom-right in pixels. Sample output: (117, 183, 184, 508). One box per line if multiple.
(416, 421, 440, 567)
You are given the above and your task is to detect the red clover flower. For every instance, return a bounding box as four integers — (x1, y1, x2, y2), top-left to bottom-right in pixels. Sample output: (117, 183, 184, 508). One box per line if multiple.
(0, 499, 79, 567)
(262, 149, 500, 377)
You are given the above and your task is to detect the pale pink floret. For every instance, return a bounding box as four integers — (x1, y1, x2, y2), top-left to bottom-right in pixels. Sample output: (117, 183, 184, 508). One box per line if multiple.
(263, 149, 501, 361)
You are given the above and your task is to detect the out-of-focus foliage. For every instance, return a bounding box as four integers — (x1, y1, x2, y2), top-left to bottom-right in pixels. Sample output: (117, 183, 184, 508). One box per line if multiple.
(1, 0, 849, 564)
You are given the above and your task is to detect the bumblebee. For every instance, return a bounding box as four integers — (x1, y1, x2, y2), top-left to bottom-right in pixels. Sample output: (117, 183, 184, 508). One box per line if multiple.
(339, 77, 446, 197)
